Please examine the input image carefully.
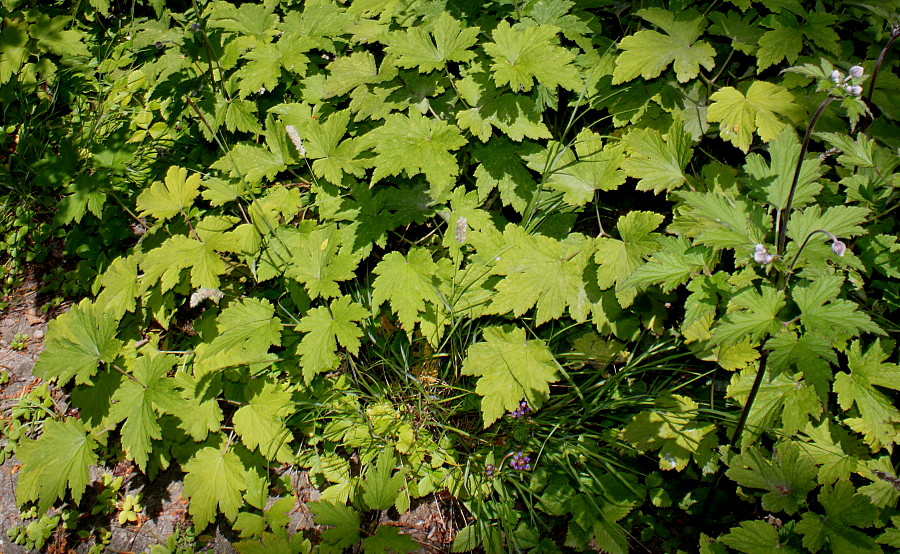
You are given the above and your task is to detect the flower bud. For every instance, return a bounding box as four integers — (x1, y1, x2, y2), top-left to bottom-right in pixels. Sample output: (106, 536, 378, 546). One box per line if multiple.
(831, 240, 846, 257)
(830, 70, 842, 83)
(849, 65, 864, 79)
(848, 85, 863, 96)
(754, 250, 769, 264)
(754, 244, 767, 253)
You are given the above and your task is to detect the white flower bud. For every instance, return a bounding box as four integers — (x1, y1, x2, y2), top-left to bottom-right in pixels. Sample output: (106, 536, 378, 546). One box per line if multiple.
(755, 243, 767, 253)
(831, 240, 846, 257)
(754, 250, 769, 264)
(830, 70, 842, 83)
(454, 216, 468, 244)
(849, 65, 864, 79)
(848, 85, 863, 96)
(285, 125, 306, 157)
(190, 288, 224, 308)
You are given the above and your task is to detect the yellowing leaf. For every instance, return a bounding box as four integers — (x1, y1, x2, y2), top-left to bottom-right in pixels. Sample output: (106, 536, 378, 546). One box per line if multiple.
(708, 81, 804, 153)
(297, 295, 369, 382)
(612, 8, 715, 84)
(233, 380, 294, 462)
(183, 446, 248, 530)
(461, 326, 559, 427)
(488, 225, 596, 324)
(136, 166, 201, 221)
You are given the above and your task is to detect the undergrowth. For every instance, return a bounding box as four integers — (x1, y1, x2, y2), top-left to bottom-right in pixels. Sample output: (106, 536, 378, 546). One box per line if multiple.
(0, 0, 898, 552)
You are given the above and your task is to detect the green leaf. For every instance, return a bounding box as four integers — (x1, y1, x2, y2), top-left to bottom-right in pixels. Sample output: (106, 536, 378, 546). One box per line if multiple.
(793, 275, 880, 339)
(16, 419, 98, 513)
(362, 448, 405, 511)
(627, 238, 712, 293)
(621, 118, 692, 193)
(362, 111, 466, 196)
(30, 14, 90, 57)
(484, 21, 580, 92)
(270, 224, 360, 299)
(766, 331, 836, 402)
(297, 295, 368, 382)
(744, 128, 823, 210)
(799, 421, 861, 485)
(233, 380, 294, 462)
(141, 234, 227, 292)
(721, 520, 796, 553)
(169, 371, 223, 442)
(195, 298, 283, 374)
(96, 256, 140, 319)
(529, 129, 625, 206)
(323, 51, 379, 98)
(386, 12, 479, 73)
(308, 500, 361, 549)
(110, 353, 180, 470)
(612, 8, 715, 84)
(0, 21, 28, 84)
(361, 526, 418, 554)
(137, 166, 201, 221)
(786, 205, 869, 244)
(34, 299, 123, 386)
(371, 248, 442, 334)
(461, 326, 559, 427)
(595, 211, 663, 307)
(727, 365, 822, 444)
(712, 285, 785, 346)
(456, 73, 552, 142)
(833, 339, 900, 452)
(210, 143, 286, 184)
(726, 441, 817, 515)
(297, 109, 367, 185)
(622, 394, 716, 471)
(757, 12, 839, 72)
(796, 481, 881, 553)
(708, 81, 804, 153)
(472, 138, 539, 213)
(489, 226, 595, 323)
(183, 446, 248, 531)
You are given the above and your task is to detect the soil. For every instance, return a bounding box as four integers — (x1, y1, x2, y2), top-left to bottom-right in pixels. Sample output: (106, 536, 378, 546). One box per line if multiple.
(0, 277, 459, 553)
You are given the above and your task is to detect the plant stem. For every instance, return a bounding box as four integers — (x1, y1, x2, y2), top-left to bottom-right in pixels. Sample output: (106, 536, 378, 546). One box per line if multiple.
(864, 23, 900, 107)
(775, 96, 835, 255)
(698, 354, 769, 523)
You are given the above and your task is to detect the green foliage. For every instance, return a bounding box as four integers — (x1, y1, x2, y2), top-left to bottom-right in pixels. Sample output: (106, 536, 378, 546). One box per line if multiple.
(4, 0, 898, 551)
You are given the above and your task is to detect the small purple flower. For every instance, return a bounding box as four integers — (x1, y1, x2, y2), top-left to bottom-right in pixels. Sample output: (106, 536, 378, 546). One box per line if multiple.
(485, 464, 495, 477)
(509, 399, 531, 418)
(849, 65, 864, 79)
(831, 240, 846, 257)
(191, 22, 201, 32)
(509, 452, 531, 471)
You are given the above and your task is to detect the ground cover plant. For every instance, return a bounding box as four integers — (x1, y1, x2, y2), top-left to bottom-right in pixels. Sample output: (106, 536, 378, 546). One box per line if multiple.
(1, 0, 899, 551)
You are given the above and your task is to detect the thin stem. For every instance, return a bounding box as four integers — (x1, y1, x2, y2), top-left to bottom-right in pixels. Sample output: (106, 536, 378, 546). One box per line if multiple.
(864, 24, 900, 107)
(775, 96, 835, 255)
(699, 354, 769, 523)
